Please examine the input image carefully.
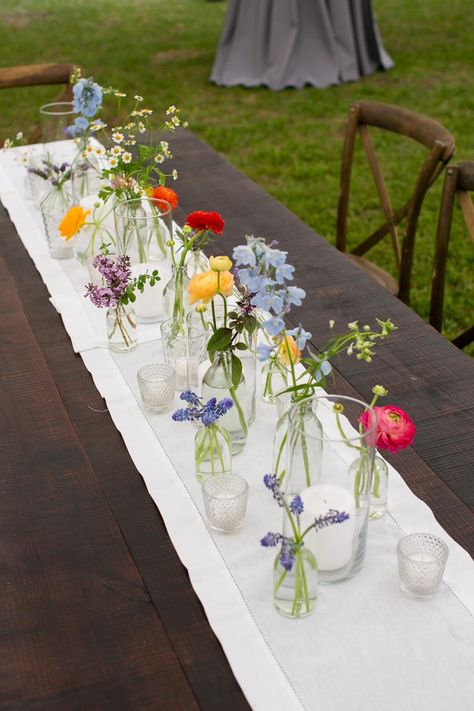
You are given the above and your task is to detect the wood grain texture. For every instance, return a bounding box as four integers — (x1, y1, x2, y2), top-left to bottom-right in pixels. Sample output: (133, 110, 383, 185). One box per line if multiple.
(0, 208, 250, 709)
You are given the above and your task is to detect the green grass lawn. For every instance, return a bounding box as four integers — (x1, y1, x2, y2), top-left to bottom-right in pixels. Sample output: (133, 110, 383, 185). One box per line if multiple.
(1, 0, 473, 353)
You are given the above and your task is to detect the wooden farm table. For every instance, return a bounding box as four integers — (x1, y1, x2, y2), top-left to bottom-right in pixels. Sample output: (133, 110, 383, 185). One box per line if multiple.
(1, 128, 473, 709)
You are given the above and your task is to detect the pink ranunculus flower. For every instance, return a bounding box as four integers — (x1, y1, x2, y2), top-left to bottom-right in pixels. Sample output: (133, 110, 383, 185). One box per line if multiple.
(359, 405, 415, 454)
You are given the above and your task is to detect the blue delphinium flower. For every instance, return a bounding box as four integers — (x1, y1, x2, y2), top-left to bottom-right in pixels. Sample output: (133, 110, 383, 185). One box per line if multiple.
(233, 244, 256, 267)
(73, 77, 103, 118)
(256, 343, 274, 362)
(311, 358, 332, 381)
(263, 317, 285, 337)
(286, 326, 312, 350)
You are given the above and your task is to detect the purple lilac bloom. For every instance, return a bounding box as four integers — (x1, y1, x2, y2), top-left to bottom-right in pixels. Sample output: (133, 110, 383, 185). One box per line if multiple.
(85, 254, 132, 309)
(289, 495, 304, 516)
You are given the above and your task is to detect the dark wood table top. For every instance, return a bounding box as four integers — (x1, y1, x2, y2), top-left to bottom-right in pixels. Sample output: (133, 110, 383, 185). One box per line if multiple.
(1, 128, 473, 709)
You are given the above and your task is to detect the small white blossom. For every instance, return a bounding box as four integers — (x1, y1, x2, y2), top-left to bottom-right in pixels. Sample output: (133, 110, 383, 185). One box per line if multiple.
(329, 319, 335, 329)
(154, 154, 165, 164)
(15, 131, 23, 141)
(166, 105, 177, 115)
(122, 152, 132, 164)
(95, 146, 105, 156)
(172, 169, 178, 181)
(112, 132, 124, 144)
(114, 91, 126, 97)
(108, 157, 118, 168)
(110, 145, 123, 156)
(134, 95, 143, 102)
(3, 138, 13, 148)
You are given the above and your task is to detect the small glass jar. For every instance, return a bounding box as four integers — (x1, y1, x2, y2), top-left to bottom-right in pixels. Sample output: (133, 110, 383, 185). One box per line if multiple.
(194, 423, 232, 482)
(106, 303, 137, 352)
(273, 545, 318, 618)
(201, 351, 249, 455)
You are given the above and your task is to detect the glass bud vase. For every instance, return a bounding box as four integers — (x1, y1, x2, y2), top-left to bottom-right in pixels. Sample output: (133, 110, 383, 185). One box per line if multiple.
(238, 329, 257, 426)
(185, 248, 209, 279)
(286, 395, 378, 584)
(162, 265, 190, 324)
(106, 303, 137, 353)
(114, 197, 172, 264)
(272, 397, 323, 488)
(201, 351, 249, 455)
(370, 455, 389, 519)
(194, 423, 232, 483)
(273, 545, 318, 619)
(40, 184, 74, 259)
(261, 357, 289, 404)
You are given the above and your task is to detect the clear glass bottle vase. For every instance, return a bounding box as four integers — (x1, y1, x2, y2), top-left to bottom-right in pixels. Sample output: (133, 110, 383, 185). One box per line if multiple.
(194, 423, 232, 483)
(162, 265, 190, 325)
(106, 303, 137, 352)
(201, 351, 249, 455)
(273, 545, 318, 618)
(185, 249, 209, 278)
(261, 357, 289, 403)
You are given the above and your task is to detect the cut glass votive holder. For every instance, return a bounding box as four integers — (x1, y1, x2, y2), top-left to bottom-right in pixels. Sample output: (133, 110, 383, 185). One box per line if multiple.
(137, 364, 176, 413)
(202, 475, 249, 533)
(397, 532, 449, 599)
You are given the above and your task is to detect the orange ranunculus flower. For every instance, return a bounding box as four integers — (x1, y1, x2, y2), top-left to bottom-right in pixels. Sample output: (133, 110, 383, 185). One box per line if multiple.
(151, 185, 179, 211)
(278, 336, 301, 367)
(188, 269, 234, 305)
(59, 206, 90, 241)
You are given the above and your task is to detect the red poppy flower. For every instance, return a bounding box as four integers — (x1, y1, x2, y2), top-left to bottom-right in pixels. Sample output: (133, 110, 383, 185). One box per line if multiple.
(185, 210, 224, 235)
(151, 185, 179, 211)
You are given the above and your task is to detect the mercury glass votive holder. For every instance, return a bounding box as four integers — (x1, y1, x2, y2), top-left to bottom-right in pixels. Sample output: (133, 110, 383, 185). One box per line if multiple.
(202, 475, 249, 533)
(137, 364, 176, 413)
(397, 532, 449, 599)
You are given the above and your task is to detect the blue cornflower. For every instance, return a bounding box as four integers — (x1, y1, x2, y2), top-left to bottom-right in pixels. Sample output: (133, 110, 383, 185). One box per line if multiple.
(256, 343, 274, 363)
(260, 532, 280, 547)
(286, 326, 312, 350)
(232, 244, 256, 267)
(263, 317, 285, 337)
(180, 391, 201, 406)
(289, 495, 304, 516)
(280, 542, 295, 571)
(73, 78, 103, 118)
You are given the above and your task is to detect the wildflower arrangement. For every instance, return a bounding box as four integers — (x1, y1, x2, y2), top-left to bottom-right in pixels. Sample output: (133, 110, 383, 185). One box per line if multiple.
(172, 391, 234, 480)
(232, 235, 396, 401)
(84, 245, 159, 350)
(261, 474, 349, 617)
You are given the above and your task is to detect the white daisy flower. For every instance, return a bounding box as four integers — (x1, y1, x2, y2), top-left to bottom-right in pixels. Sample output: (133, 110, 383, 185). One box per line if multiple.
(95, 146, 105, 156)
(122, 152, 132, 164)
(134, 95, 143, 102)
(160, 140, 169, 150)
(154, 154, 165, 164)
(112, 132, 124, 144)
(114, 91, 126, 97)
(110, 145, 123, 156)
(125, 122, 135, 130)
(138, 122, 146, 133)
(108, 157, 118, 168)
(172, 169, 178, 181)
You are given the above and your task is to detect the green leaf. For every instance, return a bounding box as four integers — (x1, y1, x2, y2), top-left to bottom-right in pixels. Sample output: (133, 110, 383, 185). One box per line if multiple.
(231, 353, 243, 388)
(129, 292, 136, 303)
(207, 327, 233, 356)
(243, 315, 258, 333)
(235, 342, 248, 351)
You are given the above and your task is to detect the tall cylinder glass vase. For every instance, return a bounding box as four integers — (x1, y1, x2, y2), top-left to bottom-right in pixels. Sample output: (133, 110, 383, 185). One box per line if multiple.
(201, 351, 249, 455)
(286, 395, 378, 583)
(239, 329, 257, 425)
(39, 101, 75, 145)
(114, 197, 172, 264)
(40, 183, 74, 259)
(162, 265, 190, 325)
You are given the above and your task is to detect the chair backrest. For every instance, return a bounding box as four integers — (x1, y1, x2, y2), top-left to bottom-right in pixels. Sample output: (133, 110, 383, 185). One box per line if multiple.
(429, 160, 474, 348)
(0, 63, 78, 98)
(336, 100, 456, 305)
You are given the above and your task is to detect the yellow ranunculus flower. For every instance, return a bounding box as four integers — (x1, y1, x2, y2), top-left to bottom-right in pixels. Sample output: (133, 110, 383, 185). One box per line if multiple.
(209, 255, 233, 272)
(188, 269, 234, 305)
(278, 336, 301, 366)
(59, 205, 90, 241)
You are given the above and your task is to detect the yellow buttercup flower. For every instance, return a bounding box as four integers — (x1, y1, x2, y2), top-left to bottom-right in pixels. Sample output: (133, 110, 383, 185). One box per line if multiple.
(278, 336, 301, 366)
(59, 206, 90, 241)
(188, 269, 234, 305)
(209, 255, 232, 272)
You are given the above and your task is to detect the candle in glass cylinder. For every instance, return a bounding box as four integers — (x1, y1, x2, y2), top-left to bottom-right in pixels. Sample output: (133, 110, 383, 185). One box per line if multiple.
(300, 484, 356, 571)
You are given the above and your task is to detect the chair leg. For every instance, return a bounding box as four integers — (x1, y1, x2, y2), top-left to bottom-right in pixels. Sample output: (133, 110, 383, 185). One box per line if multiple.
(452, 326, 474, 349)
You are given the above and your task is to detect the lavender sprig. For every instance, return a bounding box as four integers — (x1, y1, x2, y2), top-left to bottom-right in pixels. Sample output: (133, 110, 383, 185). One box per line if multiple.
(172, 392, 233, 427)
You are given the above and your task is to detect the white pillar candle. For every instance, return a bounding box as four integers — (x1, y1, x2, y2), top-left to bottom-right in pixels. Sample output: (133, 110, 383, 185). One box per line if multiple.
(299, 484, 356, 571)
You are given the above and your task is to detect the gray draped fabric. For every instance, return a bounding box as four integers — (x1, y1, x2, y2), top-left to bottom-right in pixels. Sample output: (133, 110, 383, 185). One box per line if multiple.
(210, 0, 394, 89)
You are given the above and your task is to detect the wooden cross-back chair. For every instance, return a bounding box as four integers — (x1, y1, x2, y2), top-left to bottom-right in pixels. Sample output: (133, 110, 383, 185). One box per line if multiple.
(0, 63, 80, 142)
(336, 100, 456, 305)
(430, 160, 474, 349)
